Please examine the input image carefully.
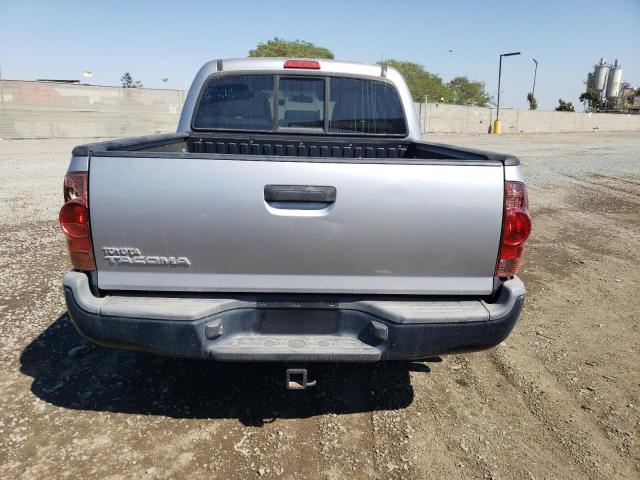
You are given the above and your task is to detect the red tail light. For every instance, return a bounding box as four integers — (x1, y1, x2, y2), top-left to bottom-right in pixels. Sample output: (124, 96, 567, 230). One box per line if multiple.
(283, 60, 320, 70)
(495, 181, 531, 277)
(59, 172, 95, 271)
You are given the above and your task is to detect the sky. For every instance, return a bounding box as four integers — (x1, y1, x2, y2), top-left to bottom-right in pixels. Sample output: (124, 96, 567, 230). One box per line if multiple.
(1, 0, 638, 111)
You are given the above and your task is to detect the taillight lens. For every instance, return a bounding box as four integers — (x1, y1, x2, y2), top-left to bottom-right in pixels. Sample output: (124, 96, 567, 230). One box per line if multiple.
(59, 172, 95, 271)
(495, 181, 531, 277)
(64, 172, 88, 202)
(60, 201, 89, 237)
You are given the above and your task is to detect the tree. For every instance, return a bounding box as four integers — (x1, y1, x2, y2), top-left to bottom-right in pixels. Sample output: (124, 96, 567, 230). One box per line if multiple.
(379, 61, 490, 105)
(379, 60, 450, 102)
(526, 92, 538, 110)
(579, 87, 602, 112)
(555, 99, 575, 112)
(249, 38, 334, 59)
(121, 72, 143, 88)
(447, 76, 491, 107)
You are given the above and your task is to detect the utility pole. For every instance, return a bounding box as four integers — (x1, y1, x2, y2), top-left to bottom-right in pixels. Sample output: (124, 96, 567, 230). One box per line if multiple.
(494, 51, 521, 134)
(532, 58, 538, 96)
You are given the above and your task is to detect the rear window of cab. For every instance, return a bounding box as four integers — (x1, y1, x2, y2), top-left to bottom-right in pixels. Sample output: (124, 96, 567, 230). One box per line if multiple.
(193, 74, 407, 135)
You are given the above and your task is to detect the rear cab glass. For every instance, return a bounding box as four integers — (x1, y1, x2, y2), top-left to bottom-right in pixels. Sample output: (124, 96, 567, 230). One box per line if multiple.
(193, 74, 274, 131)
(193, 74, 406, 135)
(278, 77, 325, 129)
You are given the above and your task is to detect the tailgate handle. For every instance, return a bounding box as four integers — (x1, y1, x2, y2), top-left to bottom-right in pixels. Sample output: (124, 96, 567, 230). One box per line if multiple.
(264, 185, 336, 203)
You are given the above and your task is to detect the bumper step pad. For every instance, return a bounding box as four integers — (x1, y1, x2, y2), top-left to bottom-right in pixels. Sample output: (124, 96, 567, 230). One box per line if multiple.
(210, 334, 381, 361)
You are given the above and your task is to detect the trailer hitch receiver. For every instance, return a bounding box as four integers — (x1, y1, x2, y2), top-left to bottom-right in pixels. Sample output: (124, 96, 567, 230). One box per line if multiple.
(286, 368, 316, 390)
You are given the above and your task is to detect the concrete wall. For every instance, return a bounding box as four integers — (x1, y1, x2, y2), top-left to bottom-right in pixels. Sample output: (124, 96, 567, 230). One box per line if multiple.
(414, 102, 640, 134)
(1, 80, 638, 139)
(0, 80, 185, 139)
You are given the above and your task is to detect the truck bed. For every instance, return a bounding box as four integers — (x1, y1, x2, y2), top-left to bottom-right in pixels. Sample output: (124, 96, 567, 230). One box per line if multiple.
(76, 133, 510, 296)
(72, 133, 519, 165)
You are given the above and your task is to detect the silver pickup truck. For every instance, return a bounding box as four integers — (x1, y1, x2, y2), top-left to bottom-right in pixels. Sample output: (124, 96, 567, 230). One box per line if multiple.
(60, 58, 530, 386)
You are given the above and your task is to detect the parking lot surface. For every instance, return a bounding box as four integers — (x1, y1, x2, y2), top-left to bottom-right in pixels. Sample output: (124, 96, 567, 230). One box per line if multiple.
(1, 132, 639, 479)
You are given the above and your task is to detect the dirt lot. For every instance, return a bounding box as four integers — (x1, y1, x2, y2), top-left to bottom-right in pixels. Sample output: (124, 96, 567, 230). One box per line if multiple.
(1, 132, 639, 480)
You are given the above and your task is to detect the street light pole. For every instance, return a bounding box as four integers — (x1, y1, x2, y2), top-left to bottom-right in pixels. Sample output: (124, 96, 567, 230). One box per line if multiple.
(494, 51, 521, 134)
(532, 58, 538, 97)
(497, 57, 502, 120)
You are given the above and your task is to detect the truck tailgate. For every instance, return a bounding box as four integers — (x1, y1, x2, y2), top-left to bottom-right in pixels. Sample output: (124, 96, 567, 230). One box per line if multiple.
(89, 156, 504, 295)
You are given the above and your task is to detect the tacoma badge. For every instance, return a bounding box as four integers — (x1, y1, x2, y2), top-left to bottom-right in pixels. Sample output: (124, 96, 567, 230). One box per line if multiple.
(102, 247, 191, 267)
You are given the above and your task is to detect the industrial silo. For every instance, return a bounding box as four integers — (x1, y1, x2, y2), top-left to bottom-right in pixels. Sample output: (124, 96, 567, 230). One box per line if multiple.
(606, 59, 623, 99)
(593, 58, 608, 91)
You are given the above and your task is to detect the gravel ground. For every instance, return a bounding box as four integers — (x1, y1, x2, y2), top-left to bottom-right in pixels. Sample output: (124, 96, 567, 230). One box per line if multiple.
(1, 132, 639, 479)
